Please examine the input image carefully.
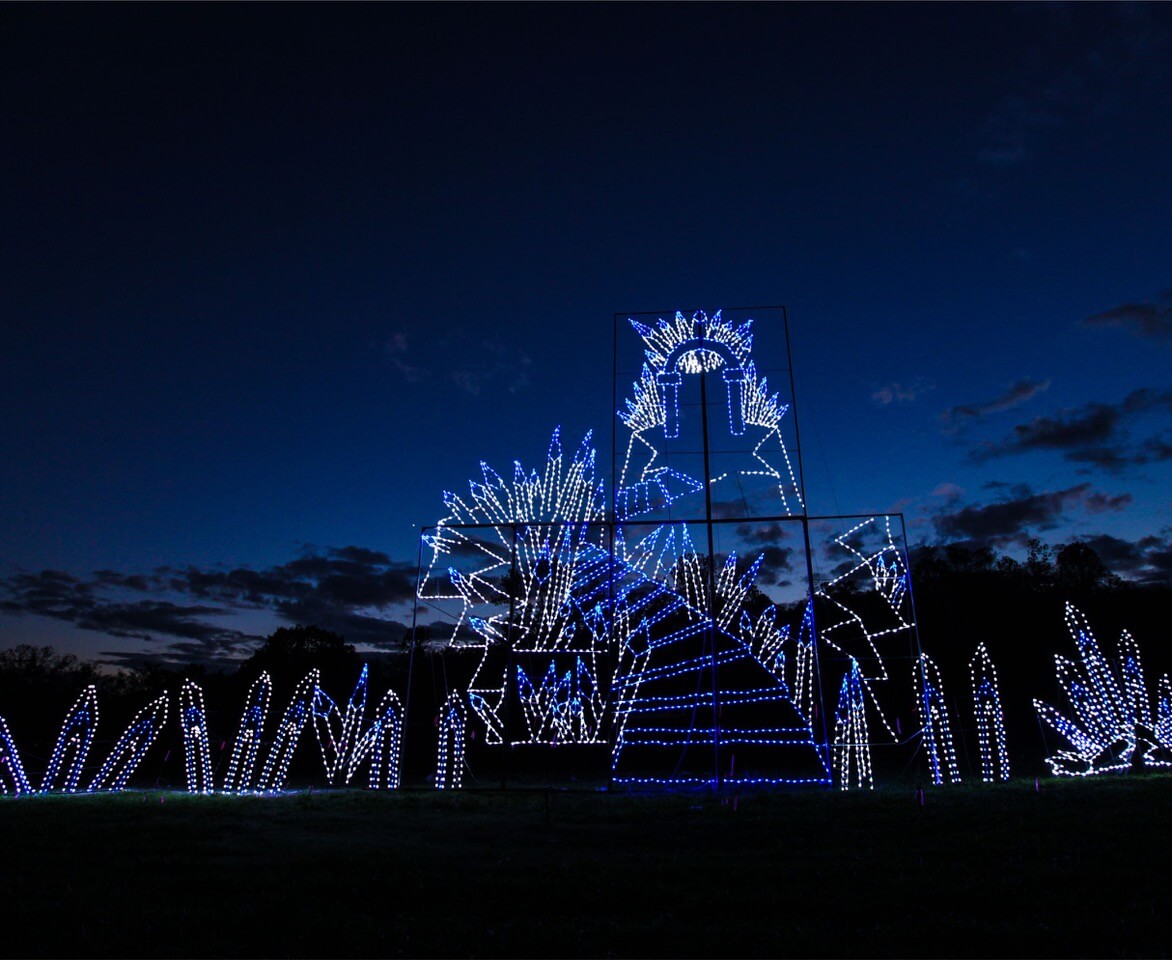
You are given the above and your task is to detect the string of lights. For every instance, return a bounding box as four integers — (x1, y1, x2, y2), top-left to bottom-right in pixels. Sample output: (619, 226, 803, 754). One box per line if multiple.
(40, 685, 98, 793)
(0, 714, 32, 795)
(833, 659, 872, 790)
(88, 694, 169, 792)
(435, 692, 468, 790)
(256, 670, 318, 792)
(180, 680, 213, 794)
(915, 653, 961, 785)
(222, 672, 273, 792)
(970, 644, 1009, 783)
(1035, 603, 1172, 776)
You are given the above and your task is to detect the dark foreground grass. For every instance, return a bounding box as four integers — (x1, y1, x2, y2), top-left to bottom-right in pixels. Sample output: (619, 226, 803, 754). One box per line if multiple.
(2, 775, 1170, 958)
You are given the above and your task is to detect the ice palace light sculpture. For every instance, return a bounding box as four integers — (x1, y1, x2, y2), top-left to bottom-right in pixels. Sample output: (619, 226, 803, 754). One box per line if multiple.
(0, 306, 1056, 795)
(415, 308, 927, 789)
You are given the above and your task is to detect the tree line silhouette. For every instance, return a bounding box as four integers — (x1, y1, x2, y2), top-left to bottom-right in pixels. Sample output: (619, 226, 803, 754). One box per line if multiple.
(1, 539, 1168, 787)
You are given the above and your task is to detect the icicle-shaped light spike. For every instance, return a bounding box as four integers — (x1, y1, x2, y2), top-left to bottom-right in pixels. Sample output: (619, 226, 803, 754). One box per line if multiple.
(40, 685, 99, 793)
(312, 684, 341, 782)
(223, 672, 272, 792)
(257, 670, 319, 792)
(180, 680, 213, 794)
(88, 694, 169, 792)
(436, 691, 468, 790)
(915, 653, 961, 785)
(833, 659, 873, 790)
(969, 644, 1009, 783)
(0, 714, 33, 795)
(1037, 605, 1168, 776)
(346, 688, 405, 790)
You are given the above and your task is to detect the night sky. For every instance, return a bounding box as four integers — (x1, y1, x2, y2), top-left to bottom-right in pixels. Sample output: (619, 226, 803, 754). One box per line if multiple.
(2, 3, 1170, 668)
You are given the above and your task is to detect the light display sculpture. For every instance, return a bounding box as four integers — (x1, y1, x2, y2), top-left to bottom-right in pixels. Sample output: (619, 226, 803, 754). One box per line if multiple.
(915, 653, 961, 785)
(222, 672, 273, 792)
(1035, 603, 1172, 776)
(970, 644, 1009, 783)
(0, 664, 407, 796)
(180, 680, 213, 794)
(436, 691, 468, 789)
(417, 308, 922, 789)
(257, 670, 318, 792)
(833, 658, 873, 790)
(313, 665, 406, 789)
(40, 685, 98, 793)
(347, 688, 405, 789)
(0, 714, 33, 795)
(88, 694, 169, 792)
(313, 664, 368, 785)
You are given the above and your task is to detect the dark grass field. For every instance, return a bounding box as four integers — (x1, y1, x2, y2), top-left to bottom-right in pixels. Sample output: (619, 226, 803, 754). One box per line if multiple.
(2, 774, 1170, 958)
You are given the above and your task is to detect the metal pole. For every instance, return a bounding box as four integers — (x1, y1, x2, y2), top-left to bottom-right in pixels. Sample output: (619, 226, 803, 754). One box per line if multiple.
(608, 313, 620, 790)
(404, 529, 425, 783)
(897, 512, 932, 783)
(502, 523, 519, 789)
(783, 307, 832, 778)
(698, 336, 722, 789)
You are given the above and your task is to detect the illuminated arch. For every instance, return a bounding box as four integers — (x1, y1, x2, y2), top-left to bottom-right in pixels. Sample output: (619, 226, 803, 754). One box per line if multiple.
(656, 335, 746, 438)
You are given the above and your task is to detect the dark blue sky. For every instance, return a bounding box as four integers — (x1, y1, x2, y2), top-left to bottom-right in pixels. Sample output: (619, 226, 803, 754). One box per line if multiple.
(2, 4, 1170, 667)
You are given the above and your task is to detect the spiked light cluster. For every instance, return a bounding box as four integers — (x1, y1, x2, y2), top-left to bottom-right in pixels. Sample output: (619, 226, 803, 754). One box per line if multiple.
(0, 665, 407, 796)
(1035, 603, 1172, 777)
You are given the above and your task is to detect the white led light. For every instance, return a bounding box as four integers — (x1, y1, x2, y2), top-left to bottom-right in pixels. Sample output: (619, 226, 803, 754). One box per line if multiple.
(0, 714, 33, 795)
(970, 644, 1009, 783)
(40, 685, 98, 793)
(915, 653, 961, 785)
(88, 694, 169, 792)
(1036, 603, 1172, 776)
(180, 680, 213, 794)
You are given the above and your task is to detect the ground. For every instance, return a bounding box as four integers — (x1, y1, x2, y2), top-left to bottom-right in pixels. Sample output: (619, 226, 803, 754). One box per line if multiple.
(1, 775, 1169, 957)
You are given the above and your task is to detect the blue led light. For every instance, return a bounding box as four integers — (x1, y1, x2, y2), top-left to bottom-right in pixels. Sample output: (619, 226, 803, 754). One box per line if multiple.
(223, 672, 273, 792)
(970, 644, 1009, 783)
(0, 714, 32, 795)
(257, 670, 318, 792)
(1035, 604, 1172, 776)
(89, 694, 169, 792)
(180, 680, 213, 794)
(436, 692, 468, 790)
(40, 685, 98, 793)
(916, 653, 961, 786)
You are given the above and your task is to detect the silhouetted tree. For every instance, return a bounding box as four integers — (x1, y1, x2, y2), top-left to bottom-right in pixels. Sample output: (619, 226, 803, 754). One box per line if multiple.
(1056, 541, 1119, 595)
(238, 624, 359, 690)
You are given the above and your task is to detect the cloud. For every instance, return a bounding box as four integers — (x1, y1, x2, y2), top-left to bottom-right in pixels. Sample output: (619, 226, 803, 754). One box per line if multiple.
(168, 545, 417, 647)
(384, 331, 430, 383)
(940, 377, 1050, 429)
(932, 482, 1131, 545)
(1083, 290, 1172, 344)
(733, 521, 795, 545)
(448, 337, 532, 397)
(752, 545, 796, 586)
(386, 331, 531, 397)
(1, 545, 418, 666)
(929, 482, 965, 503)
(975, 9, 1168, 172)
(970, 388, 1172, 470)
(0, 570, 253, 662)
(978, 86, 1067, 169)
(871, 379, 934, 405)
(1073, 531, 1172, 586)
